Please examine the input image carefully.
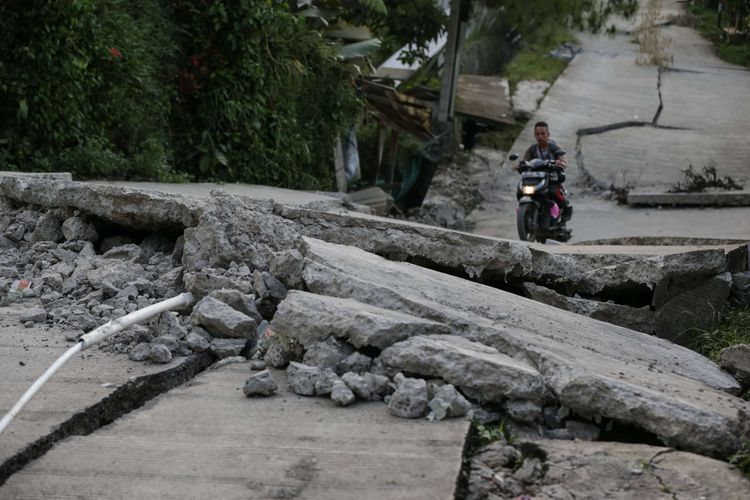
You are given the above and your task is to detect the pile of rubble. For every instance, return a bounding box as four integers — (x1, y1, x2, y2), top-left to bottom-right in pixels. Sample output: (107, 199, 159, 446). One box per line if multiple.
(1, 176, 749, 497)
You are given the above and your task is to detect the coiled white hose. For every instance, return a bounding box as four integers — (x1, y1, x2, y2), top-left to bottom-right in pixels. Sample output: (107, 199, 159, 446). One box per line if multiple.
(0, 292, 195, 435)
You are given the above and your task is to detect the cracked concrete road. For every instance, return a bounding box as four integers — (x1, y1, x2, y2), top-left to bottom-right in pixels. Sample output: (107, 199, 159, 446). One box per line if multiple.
(1, 364, 469, 500)
(469, 0, 750, 242)
(0, 303, 211, 481)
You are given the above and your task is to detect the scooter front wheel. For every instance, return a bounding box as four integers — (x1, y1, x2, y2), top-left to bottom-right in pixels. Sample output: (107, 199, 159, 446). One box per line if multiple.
(517, 204, 537, 241)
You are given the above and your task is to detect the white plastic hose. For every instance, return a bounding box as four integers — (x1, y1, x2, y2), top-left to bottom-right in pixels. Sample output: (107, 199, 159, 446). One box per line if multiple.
(0, 292, 195, 436)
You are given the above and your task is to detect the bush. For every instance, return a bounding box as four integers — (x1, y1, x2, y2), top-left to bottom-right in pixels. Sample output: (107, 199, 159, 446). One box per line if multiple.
(0, 0, 175, 179)
(0, 1, 360, 189)
(167, 1, 359, 189)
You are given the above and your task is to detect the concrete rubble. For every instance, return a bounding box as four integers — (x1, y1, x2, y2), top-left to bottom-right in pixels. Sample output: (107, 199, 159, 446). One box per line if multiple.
(1, 177, 749, 496)
(467, 439, 750, 499)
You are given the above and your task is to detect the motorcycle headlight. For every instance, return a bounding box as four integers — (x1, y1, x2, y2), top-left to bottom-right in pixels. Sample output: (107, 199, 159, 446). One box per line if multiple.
(522, 185, 536, 195)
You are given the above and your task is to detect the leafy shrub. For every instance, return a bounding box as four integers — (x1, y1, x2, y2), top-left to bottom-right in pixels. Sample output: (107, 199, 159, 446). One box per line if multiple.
(164, 0, 360, 189)
(0, 0, 175, 179)
(1, 1, 360, 189)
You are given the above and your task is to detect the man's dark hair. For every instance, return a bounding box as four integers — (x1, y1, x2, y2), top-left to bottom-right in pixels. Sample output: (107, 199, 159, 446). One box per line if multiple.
(534, 121, 549, 130)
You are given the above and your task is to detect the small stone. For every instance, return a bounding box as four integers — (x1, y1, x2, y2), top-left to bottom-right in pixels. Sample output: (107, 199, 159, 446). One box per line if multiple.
(427, 384, 471, 420)
(389, 375, 429, 418)
(20, 306, 47, 324)
(129, 343, 151, 361)
(243, 369, 278, 397)
(149, 344, 172, 364)
(61, 216, 98, 242)
(314, 368, 339, 396)
(364, 372, 391, 398)
(65, 329, 84, 342)
(192, 296, 257, 339)
(103, 244, 142, 261)
(151, 335, 180, 354)
(186, 332, 210, 353)
(342, 372, 372, 400)
(336, 352, 372, 375)
(303, 338, 354, 369)
(248, 359, 267, 371)
(287, 362, 321, 396)
(331, 379, 356, 406)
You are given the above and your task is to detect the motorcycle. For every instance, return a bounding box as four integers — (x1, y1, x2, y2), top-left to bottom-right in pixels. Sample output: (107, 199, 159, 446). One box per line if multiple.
(509, 153, 572, 243)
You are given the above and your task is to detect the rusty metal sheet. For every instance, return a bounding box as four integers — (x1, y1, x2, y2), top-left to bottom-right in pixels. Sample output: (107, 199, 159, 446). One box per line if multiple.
(455, 75, 514, 125)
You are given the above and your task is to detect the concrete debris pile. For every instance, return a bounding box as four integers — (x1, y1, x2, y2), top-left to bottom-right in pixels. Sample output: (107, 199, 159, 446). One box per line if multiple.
(1, 177, 750, 497)
(466, 437, 750, 499)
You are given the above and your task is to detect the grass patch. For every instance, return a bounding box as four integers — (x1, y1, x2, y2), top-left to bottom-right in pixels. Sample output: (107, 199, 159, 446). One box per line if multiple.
(668, 160, 744, 193)
(473, 20, 577, 151)
(503, 21, 577, 93)
(689, 307, 750, 362)
(677, 4, 750, 68)
(730, 444, 750, 481)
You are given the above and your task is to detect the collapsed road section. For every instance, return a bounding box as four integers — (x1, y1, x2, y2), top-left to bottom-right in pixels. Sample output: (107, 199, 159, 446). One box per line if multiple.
(1, 176, 749, 497)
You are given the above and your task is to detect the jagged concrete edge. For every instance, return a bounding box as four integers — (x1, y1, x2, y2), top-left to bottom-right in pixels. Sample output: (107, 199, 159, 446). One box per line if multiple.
(0, 176, 204, 231)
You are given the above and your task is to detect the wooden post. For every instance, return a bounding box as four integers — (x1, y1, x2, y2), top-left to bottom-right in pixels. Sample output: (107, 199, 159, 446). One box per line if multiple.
(386, 129, 400, 184)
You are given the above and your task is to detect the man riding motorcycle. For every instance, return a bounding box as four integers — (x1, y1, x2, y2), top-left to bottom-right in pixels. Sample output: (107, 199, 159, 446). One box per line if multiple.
(514, 121, 572, 225)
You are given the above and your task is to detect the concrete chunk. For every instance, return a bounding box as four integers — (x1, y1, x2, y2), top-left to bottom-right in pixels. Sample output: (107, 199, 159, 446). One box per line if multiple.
(192, 296, 256, 339)
(272, 290, 453, 349)
(382, 335, 546, 404)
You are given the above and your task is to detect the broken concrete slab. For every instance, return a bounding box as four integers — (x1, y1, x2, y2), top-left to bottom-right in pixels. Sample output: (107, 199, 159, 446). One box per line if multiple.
(0, 176, 203, 232)
(276, 202, 533, 280)
(272, 290, 453, 350)
(527, 243, 729, 302)
(190, 194, 740, 309)
(191, 296, 257, 339)
(5, 181, 740, 307)
(0, 303, 211, 481)
(628, 190, 750, 207)
(521, 282, 655, 333)
(653, 272, 732, 345)
(381, 335, 547, 404)
(469, 439, 750, 499)
(0, 172, 72, 181)
(719, 344, 750, 387)
(0, 365, 469, 499)
(301, 237, 748, 457)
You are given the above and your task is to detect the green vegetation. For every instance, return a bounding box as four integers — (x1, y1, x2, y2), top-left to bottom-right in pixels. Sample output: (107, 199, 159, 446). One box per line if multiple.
(502, 22, 577, 93)
(471, 0, 638, 151)
(0, 1, 360, 189)
(681, 1, 750, 68)
(474, 419, 517, 446)
(730, 443, 750, 481)
(689, 307, 750, 362)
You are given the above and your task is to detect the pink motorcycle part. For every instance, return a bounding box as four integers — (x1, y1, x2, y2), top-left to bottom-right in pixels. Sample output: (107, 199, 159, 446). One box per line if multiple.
(550, 202, 560, 219)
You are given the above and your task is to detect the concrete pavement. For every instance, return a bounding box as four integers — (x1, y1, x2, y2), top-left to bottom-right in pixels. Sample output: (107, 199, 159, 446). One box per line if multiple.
(469, 0, 750, 242)
(0, 364, 469, 499)
(0, 302, 212, 482)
